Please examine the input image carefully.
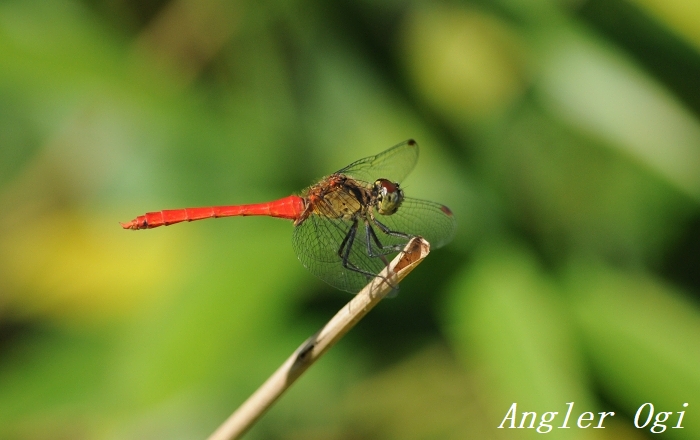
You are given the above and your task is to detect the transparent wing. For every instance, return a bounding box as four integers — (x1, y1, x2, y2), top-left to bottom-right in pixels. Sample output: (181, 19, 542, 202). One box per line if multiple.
(292, 188, 409, 294)
(293, 213, 395, 293)
(373, 198, 456, 250)
(291, 198, 455, 293)
(336, 139, 419, 184)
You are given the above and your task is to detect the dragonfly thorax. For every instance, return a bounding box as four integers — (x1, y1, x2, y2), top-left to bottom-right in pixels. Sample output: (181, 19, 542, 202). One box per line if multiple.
(373, 179, 404, 215)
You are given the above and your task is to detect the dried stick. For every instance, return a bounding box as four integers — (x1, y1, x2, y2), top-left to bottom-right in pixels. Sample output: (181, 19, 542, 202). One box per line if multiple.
(207, 237, 430, 440)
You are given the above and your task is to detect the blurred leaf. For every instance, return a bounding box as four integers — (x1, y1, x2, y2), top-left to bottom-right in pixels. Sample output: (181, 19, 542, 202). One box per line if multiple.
(477, 101, 693, 263)
(343, 344, 492, 440)
(629, 0, 700, 53)
(566, 261, 700, 439)
(538, 32, 700, 200)
(0, 327, 111, 439)
(443, 243, 603, 440)
(401, 4, 528, 125)
(0, 94, 43, 187)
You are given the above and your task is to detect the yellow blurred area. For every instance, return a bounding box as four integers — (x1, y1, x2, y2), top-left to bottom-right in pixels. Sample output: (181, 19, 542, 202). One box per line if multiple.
(630, 0, 700, 51)
(0, 209, 185, 326)
(401, 5, 528, 124)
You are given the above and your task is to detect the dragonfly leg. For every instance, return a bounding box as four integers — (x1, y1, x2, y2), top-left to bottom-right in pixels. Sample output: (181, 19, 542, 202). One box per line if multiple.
(364, 221, 393, 270)
(364, 221, 400, 258)
(337, 220, 354, 262)
(338, 219, 375, 279)
(371, 217, 413, 239)
(338, 219, 396, 290)
(370, 217, 412, 252)
(363, 221, 399, 293)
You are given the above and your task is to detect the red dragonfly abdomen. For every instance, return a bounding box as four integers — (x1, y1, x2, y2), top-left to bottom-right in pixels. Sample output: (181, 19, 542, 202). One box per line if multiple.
(121, 195, 305, 230)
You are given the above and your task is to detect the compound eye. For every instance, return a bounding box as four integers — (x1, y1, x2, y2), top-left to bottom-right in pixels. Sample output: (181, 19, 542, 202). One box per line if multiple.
(378, 179, 397, 194)
(374, 179, 403, 215)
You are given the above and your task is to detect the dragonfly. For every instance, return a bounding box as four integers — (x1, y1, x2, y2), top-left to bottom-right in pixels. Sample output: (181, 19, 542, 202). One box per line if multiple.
(121, 140, 456, 293)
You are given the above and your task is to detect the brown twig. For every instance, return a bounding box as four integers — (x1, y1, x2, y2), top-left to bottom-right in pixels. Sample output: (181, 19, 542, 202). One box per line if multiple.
(207, 237, 431, 440)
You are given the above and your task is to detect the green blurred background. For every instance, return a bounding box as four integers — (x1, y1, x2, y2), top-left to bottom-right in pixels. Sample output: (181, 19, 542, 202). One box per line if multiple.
(1, 0, 699, 438)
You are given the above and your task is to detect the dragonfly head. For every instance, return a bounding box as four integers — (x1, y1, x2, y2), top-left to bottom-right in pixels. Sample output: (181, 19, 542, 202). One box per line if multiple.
(374, 179, 404, 215)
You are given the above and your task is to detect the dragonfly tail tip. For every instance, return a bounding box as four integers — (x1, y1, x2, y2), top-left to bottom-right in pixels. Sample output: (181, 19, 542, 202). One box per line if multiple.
(120, 220, 136, 230)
